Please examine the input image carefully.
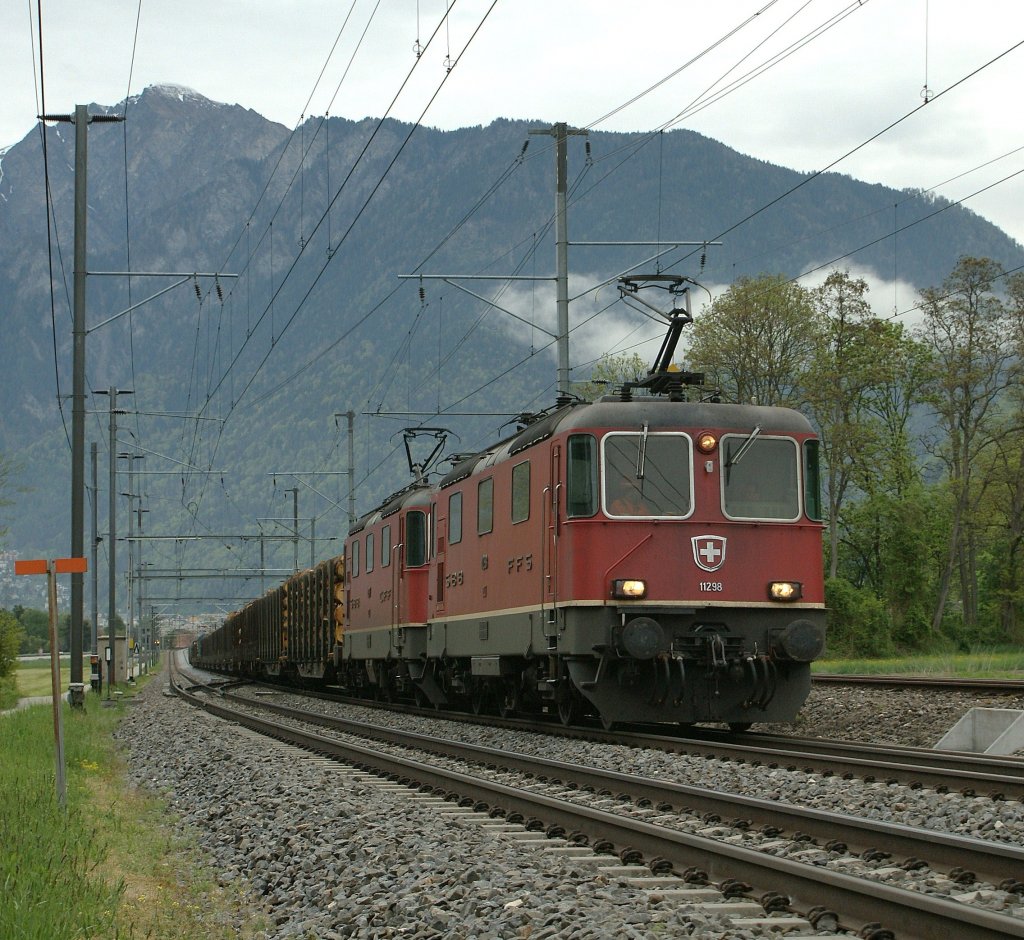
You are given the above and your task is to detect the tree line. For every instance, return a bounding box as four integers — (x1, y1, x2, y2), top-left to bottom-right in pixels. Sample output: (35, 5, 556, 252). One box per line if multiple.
(683, 257, 1023, 655)
(0, 606, 129, 661)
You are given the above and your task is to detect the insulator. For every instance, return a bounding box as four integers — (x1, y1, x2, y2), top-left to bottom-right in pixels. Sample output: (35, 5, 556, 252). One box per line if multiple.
(215, 278, 224, 302)
(520, 140, 529, 156)
(194, 281, 202, 302)
(419, 286, 426, 303)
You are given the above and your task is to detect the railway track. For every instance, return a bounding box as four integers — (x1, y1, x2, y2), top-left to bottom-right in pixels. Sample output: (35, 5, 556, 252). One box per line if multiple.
(812, 674, 1024, 693)
(172, 666, 1024, 939)
(246, 677, 1024, 800)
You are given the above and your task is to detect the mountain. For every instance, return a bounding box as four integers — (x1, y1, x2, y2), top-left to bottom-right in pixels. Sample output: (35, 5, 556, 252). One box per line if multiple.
(1, 84, 1021, 611)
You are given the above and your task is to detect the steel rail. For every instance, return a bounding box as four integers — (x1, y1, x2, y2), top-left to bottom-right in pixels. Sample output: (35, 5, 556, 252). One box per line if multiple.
(218, 688, 1024, 888)
(812, 674, 1024, 693)
(172, 680, 1024, 940)
(646, 731, 1024, 800)
(247, 679, 1024, 799)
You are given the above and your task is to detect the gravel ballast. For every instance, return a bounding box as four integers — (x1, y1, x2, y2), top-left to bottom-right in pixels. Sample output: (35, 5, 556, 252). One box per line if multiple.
(115, 678, 1024, 938)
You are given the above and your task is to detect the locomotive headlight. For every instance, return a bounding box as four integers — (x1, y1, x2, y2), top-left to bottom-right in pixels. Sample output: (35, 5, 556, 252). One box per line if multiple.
(768, 581, 802, 601)
(696, 432, 718, 454)
(612, 578, 647, 599)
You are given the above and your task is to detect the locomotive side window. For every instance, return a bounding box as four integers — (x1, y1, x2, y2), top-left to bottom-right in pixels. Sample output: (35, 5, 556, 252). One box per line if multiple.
(803, 440, 823, 521)
(722, 435, 800, 521)
(477, 478, 494, 535)
(365, 532, 374, 574)
(405, 510, 427, 567)
(381, 524, 391, 567)
(566, 434, 598, 518)
(511, 461, 530, 524)
(602, 432, 693, 517)
(351, 539, 360, 578)
(449, 492, 463, 544)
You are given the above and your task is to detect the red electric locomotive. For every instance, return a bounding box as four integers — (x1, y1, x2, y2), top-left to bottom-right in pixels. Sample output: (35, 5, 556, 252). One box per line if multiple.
(338, 389, 825, 729)
(195, 287, 827, 731)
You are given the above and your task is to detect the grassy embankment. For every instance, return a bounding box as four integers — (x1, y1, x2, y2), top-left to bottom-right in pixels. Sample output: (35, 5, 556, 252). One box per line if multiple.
(0, 665, 267, 940)
(815, 647, 1024, 678)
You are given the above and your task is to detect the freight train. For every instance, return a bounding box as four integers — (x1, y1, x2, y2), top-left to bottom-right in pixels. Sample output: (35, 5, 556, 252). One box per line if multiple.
(192, 295, 827, 730)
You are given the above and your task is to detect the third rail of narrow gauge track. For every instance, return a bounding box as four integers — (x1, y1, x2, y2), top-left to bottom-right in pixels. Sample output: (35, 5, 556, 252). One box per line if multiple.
(173, 674, 1024, 940)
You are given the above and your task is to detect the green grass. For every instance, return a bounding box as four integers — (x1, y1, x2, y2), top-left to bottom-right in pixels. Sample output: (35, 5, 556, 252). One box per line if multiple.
(816, 647, 1024, 678)
(0, 674, 17, 710)
(15, 657, 92, 698)
(0, 699, 124, 938)
(0, 666, 267, 939)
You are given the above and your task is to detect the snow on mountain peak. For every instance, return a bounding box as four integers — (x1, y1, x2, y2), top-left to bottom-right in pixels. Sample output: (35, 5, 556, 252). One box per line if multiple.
(150, 83, 204, 100)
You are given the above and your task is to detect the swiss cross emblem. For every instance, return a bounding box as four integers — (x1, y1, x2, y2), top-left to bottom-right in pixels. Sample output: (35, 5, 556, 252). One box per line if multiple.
(691, 535, 727, 572)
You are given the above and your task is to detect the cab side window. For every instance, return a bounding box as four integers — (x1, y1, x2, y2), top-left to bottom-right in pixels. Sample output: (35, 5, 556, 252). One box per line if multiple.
(477, 478, 494, 535)
(405, 511, 427, 567)
(449, 492, 463, 544)
(566, 434, 597, 517)
(803, 440, 823, 521)
(511, 462, 530, 524)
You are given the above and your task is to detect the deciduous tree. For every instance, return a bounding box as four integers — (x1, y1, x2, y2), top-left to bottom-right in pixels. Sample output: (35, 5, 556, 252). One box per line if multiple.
(917, 257, 1018, 632)
(685, 274, 821, 406)
(802, 271, 883, 578)
(577, 352, 649, 401)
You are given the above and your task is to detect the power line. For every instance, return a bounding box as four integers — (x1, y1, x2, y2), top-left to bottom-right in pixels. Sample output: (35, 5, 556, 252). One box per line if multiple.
(657, 36, 1024, 276)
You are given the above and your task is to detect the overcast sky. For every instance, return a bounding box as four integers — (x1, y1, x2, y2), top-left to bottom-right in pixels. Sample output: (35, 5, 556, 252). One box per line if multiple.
(3, 0, 1023, 253)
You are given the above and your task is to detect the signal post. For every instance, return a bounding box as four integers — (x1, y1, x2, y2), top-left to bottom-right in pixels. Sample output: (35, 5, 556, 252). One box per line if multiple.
(14, 556, 88, 809)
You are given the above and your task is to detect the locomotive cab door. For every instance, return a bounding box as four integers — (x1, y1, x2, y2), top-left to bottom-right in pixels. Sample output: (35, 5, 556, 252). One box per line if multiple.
(543, 443, 561, 644)
(434, 506, 447, 615)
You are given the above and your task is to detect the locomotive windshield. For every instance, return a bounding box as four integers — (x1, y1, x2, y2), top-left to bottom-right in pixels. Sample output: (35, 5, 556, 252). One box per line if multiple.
(722, 435, 800, 520)
(602, 432, 692, 517)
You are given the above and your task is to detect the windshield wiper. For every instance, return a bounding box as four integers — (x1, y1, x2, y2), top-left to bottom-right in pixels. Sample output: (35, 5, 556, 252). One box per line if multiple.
(725, 425, 761, 467)
(636, 422, 649, 479)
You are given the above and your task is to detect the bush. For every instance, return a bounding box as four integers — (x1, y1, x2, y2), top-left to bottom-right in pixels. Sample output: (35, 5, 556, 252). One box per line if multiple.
(0, 674, 17, 710)
(0, 608, 24, 678)
(825, 577, 894, 658)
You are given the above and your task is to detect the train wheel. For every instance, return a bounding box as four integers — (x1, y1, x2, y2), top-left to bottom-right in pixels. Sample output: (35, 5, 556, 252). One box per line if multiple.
(555, 683, 581, 727)
(728, 722, 752, 733)
(497, 678, 519, 718)
(599, 714, 618, 732)
(375, 672, 396, 703)
(470, 679, 489, 716)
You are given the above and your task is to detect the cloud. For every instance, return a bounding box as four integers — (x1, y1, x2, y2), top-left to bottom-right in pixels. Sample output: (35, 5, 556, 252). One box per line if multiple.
(476, 272, 672, 378)
(796, 264, 924, 326)
(480, 264, 928, 385)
